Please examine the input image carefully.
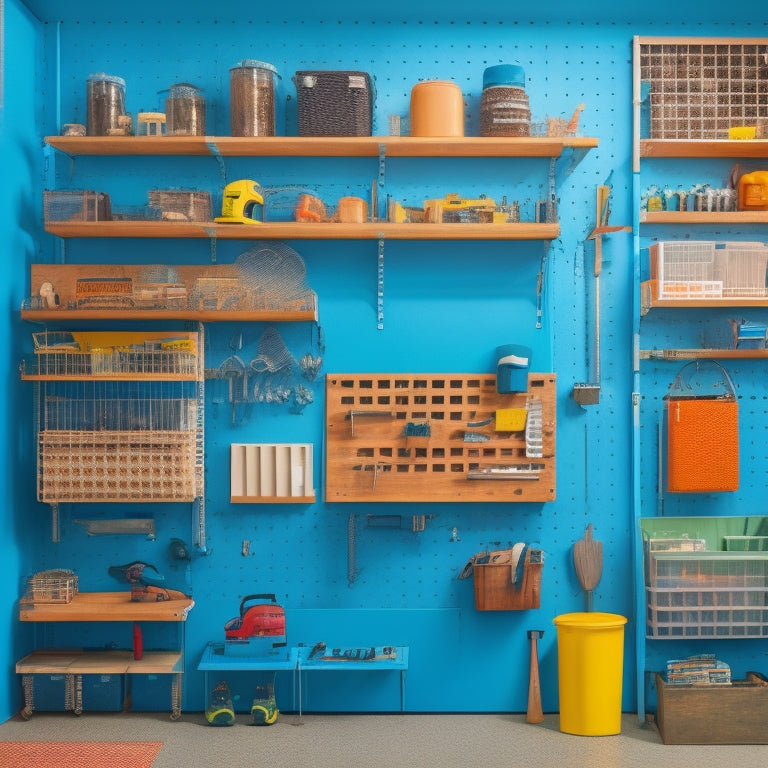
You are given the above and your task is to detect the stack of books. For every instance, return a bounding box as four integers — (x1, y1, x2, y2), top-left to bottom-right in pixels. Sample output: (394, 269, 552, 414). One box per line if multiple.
(665, 654, 731, 685)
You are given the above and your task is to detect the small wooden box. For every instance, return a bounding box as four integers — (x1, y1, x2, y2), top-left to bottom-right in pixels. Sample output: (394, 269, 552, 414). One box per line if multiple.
(473, 551, 542, 611)
(655, 672, 768, 744)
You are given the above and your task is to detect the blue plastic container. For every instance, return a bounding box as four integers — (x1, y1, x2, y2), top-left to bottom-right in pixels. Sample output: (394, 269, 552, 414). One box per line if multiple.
(495, 344, 532, 393)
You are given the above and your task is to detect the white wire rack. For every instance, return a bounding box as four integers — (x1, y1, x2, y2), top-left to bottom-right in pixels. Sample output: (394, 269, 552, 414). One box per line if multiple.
(30, 331, 204, 504)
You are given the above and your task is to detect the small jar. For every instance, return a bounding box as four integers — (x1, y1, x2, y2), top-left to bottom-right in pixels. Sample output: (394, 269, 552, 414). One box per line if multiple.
(165, 83, 206, 136)
(230, 60, 278, 137)
(480, 64, 531, 137)
(86, 73, 126, 136)
(410, 80, 464, 137)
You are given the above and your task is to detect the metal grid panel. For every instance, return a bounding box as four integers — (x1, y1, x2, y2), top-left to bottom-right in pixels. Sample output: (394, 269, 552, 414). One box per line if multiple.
(638, 39, 768, 139)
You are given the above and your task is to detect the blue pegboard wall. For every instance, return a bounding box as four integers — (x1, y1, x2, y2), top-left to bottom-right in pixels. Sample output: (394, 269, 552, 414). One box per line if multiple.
(9, 1, 768, 717)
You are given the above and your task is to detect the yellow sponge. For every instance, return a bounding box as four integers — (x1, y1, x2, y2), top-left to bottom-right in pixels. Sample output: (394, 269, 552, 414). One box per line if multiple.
(495, 408, 528, 432)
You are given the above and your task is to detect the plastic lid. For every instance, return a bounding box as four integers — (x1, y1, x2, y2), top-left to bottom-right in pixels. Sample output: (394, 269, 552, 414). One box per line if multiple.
(233, 59, 279, 76)
(87, 73, 126, 87)
(483, 64, 525, 89)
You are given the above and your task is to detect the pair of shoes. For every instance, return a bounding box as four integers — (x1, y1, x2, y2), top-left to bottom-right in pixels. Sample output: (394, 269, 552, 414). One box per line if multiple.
(250, 697, 278, 725)
(206, 681, 235, 727)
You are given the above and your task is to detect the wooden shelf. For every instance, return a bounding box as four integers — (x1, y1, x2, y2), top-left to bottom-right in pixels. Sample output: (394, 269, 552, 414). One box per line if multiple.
(640, 349, 768, 360)
(230, 495, 316, 504)
(45, 134, 598, 158)
(19, 591, 194, 622)
(16, 649, 183, 675)
(640, 211, 768, 225)
(640, 139, 768, 159)
(44, 220, 561, 241)
(21, 308, 317, 322)
(641, 280, 768, 313)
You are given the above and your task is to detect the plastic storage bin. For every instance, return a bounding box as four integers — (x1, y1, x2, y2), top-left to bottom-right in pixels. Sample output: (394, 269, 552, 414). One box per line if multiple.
(409, 80, 464, 137)
(553, 612, 627, 735)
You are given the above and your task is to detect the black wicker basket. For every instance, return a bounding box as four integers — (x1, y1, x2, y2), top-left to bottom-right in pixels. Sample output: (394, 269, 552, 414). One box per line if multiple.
(294, 70, 374, 136)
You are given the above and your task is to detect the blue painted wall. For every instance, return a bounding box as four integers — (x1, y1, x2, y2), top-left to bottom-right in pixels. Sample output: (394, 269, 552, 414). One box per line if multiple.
(4, 0, 767, 721)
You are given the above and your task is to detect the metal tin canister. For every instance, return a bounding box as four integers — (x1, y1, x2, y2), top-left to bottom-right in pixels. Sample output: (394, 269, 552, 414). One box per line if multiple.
(86, 73, 126, 136)
(409, 80, 464, 137)
(480, 64, 531, 137)
(230, 60, 278, 137)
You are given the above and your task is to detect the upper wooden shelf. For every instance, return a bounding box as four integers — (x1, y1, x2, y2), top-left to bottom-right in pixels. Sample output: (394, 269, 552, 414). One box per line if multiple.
(19, 591, 194, 622)
(45, 135, 598, 158)
(640, 211, 768, 225)
(641, 280, 768, 314)
(640, 139, 768, 159)
(45, 221, 561, 241)
(640, 348, 768, 360)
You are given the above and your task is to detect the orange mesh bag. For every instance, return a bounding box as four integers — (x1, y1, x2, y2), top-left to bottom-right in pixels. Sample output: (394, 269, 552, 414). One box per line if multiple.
(666, 360, 739, 493)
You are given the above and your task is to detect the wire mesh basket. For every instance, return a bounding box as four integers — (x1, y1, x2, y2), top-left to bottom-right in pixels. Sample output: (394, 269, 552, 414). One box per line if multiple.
(44, 190, 112, 223)
(25, 569, 79, 603)
(147, 189, 211, 222)
(294, 71, 374, 136)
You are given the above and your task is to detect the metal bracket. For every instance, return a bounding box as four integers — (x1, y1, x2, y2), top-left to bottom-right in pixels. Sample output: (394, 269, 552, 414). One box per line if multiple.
(377, 237, 385, 330)
(203, 226, 218, 263)
(206, 141, 226, 184)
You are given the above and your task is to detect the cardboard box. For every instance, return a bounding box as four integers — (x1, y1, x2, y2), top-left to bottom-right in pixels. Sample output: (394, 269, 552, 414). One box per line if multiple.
(655, 672, 768, 744)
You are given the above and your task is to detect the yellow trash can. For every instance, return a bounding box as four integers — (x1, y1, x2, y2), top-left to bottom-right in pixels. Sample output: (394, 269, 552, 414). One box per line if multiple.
(553, 612, 627, 736)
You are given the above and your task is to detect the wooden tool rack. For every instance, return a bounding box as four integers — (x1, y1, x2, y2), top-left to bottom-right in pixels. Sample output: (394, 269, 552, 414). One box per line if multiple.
(325, 372, 556, 503)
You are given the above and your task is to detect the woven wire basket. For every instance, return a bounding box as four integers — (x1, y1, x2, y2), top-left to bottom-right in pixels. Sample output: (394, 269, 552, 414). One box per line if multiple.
(294, 71, 374, 136)
(26, 569, 79, 604)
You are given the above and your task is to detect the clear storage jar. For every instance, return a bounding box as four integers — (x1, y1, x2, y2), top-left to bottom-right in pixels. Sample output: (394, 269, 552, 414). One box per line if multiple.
(480, 64, 531, 137)
(86, 73, 126, 136)
(165, 83, 206, 136)
(230, 60, 278, 137)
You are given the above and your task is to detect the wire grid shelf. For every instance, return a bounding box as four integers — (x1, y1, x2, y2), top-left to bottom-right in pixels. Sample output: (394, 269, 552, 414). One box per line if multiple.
(650, 241, 768, 299)
(638, 40, 768, 139)
(646, 587, 768, 638)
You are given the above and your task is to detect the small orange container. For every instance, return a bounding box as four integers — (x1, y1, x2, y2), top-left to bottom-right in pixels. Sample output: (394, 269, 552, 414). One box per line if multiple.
(337, 196, 368, 223)
(409, 80, 464, 137)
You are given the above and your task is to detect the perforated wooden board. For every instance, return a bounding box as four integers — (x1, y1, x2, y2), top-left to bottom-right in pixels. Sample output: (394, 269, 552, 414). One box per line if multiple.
(325, 373, 556, 502)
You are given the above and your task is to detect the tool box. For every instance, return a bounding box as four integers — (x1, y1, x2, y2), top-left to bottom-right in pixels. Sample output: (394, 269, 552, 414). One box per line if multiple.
(223, 593, 287, 657)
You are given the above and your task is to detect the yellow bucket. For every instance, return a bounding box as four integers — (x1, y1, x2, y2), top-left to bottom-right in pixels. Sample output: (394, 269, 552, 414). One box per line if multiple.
(553, 612, 627, 736)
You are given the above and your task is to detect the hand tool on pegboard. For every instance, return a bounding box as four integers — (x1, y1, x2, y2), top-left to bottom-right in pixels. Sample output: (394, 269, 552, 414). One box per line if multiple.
(573, 181, 630, 406)
(526, 629, 545, 723)
(573, 523, 603, 611)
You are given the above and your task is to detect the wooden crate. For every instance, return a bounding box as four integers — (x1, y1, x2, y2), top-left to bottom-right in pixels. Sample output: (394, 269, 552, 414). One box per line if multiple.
(655, 672, 768, 744)
(473, 552, 542, 611)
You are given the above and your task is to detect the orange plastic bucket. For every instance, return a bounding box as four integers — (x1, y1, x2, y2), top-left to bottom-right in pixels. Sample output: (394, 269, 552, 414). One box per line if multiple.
(409, 80, 464, 137)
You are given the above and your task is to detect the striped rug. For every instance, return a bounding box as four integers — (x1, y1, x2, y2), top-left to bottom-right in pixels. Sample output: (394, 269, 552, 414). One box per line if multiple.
(0, 741, 162, 768)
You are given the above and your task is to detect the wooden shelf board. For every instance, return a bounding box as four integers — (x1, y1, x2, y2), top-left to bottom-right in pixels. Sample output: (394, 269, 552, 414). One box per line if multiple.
(44, 221, 561, 241)
(21, 308, 318, 322)
(45, 135, 598, 158)
(19, 591, 194, 622)
(640, 211, 768, 224)
(641, 280, 768, 313)
(20, 372, 199, 381)
(640, 349, 768, 360)
(16, 649, 183, 675)
(230, 494, 315, 504)
(641, 139, 768, 159)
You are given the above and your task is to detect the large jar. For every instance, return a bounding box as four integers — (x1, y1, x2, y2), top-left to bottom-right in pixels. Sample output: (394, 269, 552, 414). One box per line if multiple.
(230, 60, 278, 137)
(480, 64, 531, 137)
(409, 80, 464, 137)
(86, 73, 126, 136)
(165, 83, 206, 136)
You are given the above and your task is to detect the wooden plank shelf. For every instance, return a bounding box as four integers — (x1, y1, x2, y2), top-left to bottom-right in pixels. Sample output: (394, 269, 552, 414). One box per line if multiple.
(45, 134, 598, 158)
(640, 211, 768, 225)
(44, 220, 561, 241)
(19, 591, 194, 622)
(16, 649, 183, 675)
(640, 139, 768, 159)
(641, 280, 768, 314)
(640, 349, 768, 360)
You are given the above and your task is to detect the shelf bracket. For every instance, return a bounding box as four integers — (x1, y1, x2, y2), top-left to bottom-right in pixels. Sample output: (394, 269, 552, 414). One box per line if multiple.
(206, 140, 226, 184)
(377, 236, 385, 330)
(203, 226, 218, 263)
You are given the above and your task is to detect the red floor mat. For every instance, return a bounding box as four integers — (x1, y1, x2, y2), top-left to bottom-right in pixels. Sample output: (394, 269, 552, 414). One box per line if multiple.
(0, 741, 162, 768)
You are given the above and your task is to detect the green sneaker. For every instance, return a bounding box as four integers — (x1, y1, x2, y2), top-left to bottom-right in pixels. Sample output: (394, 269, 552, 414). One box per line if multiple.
(206, 681, 235, 727)
(250, 697, 278, 725)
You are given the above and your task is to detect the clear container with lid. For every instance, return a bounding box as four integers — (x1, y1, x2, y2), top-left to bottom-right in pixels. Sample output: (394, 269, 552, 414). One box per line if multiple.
(164, 83, 206, 136)
(230, 60, 279, 137)
(86, 73, 126, 136)
(480, 64, 531, 137)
